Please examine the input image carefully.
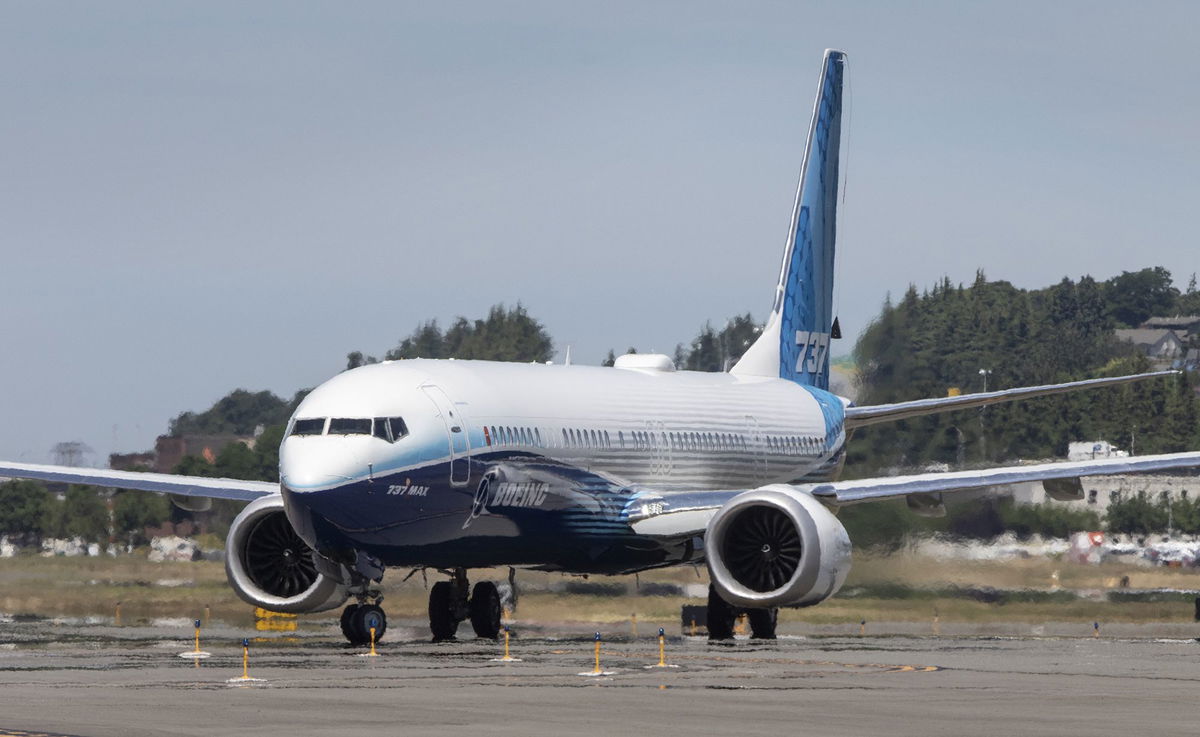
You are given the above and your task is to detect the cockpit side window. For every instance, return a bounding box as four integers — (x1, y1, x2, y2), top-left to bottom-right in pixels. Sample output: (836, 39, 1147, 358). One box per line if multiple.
(372, 418, 392, 442)
(387, 417, 409, 441)
(290, 418, 327, 436)
(329, 418, 372, 435)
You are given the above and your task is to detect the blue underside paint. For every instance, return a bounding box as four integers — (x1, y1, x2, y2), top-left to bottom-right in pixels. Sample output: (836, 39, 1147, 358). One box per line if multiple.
(285, 450, 693, 575)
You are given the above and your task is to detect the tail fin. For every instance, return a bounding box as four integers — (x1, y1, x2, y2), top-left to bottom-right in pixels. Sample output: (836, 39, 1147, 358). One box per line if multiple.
(731, 49, 845, 389)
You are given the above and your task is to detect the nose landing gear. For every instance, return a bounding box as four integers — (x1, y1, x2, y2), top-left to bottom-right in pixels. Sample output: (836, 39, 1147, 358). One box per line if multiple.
(428, 568, 503, 641)
(340, 591, 387, 646)
(334, 568, 506, 644)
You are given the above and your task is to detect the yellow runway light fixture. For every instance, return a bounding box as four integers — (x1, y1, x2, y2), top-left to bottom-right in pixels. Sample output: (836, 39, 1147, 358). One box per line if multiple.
(226, 638, 266, 685)
(646, 627, 679, 670)
(178, 619, 211, 659)
(578, 632, 614, 677)
(357, 627, 381, 658)
(492, 626, 521, 662)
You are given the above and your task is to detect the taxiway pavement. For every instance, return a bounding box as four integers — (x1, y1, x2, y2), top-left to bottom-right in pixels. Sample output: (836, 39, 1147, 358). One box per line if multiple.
(1, 618, 1198, 737)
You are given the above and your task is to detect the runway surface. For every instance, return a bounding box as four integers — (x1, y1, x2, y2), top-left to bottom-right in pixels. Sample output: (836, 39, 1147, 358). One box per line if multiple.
(1, 617, 1198, 737)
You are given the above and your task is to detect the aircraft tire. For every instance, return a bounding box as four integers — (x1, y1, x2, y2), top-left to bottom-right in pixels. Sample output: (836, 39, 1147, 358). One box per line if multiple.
(340, 604, 362, 644)
(429, 581, 459, 641)
(469, 581, 502, 639)
(707, 585, 737, 641)
(747, 607, 778, 639)
(355, 603, 387, 644)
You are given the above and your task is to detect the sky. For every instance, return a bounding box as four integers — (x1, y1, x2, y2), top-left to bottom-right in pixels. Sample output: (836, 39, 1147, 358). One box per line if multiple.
(1, 1, 1197, 465)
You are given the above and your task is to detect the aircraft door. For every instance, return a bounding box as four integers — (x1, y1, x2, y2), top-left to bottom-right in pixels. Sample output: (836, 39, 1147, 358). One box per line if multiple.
(745, 415, 767, 483)
(421, 384, 471, 487)
(646, 420, 670, 477)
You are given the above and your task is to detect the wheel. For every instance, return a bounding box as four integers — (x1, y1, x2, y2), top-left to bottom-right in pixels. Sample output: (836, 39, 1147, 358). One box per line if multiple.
(429, 580, 459, 641)
(747, 607, 778, 639)
(469, 581, 502, 639)
(354, 604, 387, 644)
(340, 604, 361, 644)
(707, 585, 737, 641)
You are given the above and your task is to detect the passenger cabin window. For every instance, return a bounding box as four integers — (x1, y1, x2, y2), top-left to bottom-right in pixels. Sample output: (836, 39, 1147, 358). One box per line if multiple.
(290, 418, 326, 436)
(329, 418, 372, 435)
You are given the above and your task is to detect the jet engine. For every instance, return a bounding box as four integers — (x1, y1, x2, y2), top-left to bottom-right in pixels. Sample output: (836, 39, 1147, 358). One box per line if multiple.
(224, 495, 350, 613)
(705, 485, 852, 609)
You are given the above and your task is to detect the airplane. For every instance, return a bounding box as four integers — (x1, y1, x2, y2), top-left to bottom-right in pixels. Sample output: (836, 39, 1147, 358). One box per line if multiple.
(4, 49, 1200, 644)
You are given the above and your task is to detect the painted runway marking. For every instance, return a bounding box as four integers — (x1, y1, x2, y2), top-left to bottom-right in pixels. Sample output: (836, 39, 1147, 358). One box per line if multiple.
(549, 649, 941, 674)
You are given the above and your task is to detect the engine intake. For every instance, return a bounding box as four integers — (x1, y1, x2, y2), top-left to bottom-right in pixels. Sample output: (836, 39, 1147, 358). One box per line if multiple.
(224, 495, 349, 614)
(706, 485, 851, 609)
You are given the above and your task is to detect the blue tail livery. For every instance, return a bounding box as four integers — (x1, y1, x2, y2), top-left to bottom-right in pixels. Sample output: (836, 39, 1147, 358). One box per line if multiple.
(732, 49, 845, 389)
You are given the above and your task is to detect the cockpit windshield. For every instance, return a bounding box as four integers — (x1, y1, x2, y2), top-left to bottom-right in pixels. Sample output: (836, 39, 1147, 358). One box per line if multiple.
(290, 418, 326, 436)
(289, 416, 408, 442)
(329, 418, 372, 435)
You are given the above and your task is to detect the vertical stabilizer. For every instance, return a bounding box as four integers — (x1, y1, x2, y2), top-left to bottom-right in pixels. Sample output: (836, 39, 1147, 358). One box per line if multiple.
(731, 49, 845, 390)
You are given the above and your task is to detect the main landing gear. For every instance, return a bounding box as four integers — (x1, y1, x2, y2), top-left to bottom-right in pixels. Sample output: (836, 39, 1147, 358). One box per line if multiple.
(706, 584, 777, 640)
(428, 568, 503, 641)
(340, 594, 387, 646)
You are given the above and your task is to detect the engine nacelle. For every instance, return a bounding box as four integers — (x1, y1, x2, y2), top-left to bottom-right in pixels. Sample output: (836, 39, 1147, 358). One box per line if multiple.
(224, 495, 350, 614)
(705, 485, 852, 609)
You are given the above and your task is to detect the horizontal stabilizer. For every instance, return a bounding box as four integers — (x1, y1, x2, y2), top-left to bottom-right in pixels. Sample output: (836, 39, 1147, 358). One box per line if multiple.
(844, 371, 1177, 429)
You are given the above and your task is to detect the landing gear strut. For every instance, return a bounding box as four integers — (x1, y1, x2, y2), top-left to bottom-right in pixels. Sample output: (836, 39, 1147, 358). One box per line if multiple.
(428, 568, 504, 641)
(707, 584, 737, 640)
(706, 584, 777, 640)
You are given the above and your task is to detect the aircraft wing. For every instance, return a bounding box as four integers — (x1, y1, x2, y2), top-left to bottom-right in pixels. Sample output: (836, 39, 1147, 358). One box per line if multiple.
(844, 371, 1176, 429)
(630, 449, 1200, 537)
(0, 461, 275, 502)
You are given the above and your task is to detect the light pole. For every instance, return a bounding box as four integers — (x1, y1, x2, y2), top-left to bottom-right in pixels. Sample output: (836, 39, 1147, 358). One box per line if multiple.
(978, 369, 992, 461)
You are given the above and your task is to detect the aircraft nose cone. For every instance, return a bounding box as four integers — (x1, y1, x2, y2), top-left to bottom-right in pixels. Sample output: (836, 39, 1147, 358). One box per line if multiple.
(280, 469, 353, 491)
(279, 437, 363, 492)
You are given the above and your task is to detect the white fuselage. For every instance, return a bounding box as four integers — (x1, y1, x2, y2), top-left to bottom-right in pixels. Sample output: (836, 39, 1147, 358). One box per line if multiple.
(281, 358, 849, 498)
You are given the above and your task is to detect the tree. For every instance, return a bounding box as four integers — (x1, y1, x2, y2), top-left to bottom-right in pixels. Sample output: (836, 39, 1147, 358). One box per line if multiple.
(684, 323, 722, 371)
(113, 491, 171, 545)
(846, 268, 1195, 476)
(214, 442, 265, 481)
(676, 314, 762, 372)
(346, 351, 378, 370)
(1104, 267, 1179, 327)
(254, 425, 286, 482)
(172, 428, 283, 484)
(372, 304, 554, 363)
(1106, 491, 1169, 536)
(169, 389, 292, 436)
(0, 480, 51, 542)
(173, 455, 216, 477)
(1178, 273, 1200, 316)
(63, 486, 109, 543)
